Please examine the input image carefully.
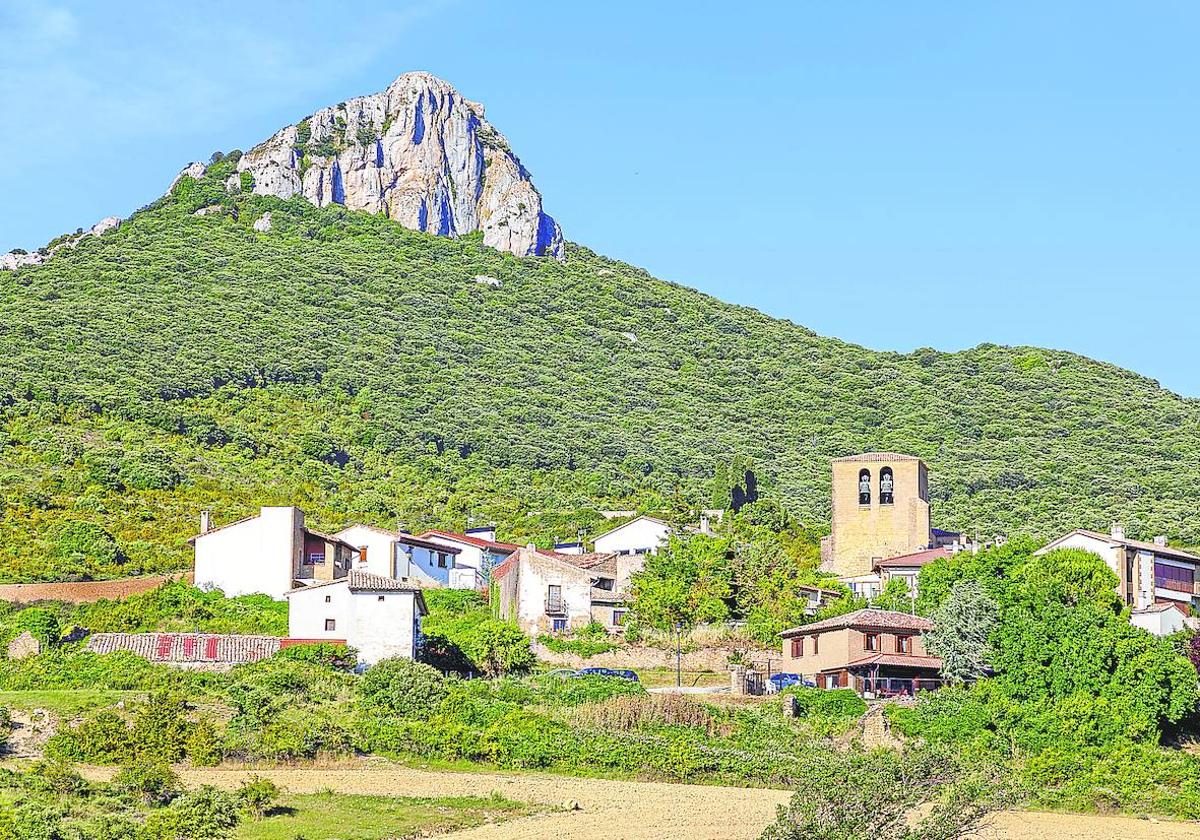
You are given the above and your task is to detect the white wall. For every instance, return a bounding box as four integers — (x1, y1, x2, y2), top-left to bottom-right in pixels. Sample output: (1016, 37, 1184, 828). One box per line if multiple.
(593, 518, 671, 556)
(287, 583, 420, 664)
(400, 542, 454, 586)
(336, 525, 398, 578)
(194, 506, 301, 599)
(1131, 608, 1186, 637)
(514, 553, 592, 635)
(424, 535, 487, 572)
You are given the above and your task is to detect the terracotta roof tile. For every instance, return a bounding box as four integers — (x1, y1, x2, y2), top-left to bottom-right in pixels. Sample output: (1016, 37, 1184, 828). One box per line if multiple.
(780, 609, 934, 638)
(418, 529, 522, 552)
(873, 547, 951, 570)
(841, 652, 943, 669)
(85, 633, 283, 664)
(831, 452, 922, 463)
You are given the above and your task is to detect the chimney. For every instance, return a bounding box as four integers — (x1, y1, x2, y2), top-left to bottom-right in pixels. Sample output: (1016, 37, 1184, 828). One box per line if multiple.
(199, 510, 212, 535)
(1110, 523, 1126, 541)
(1154, 535, 1168, 547)
(526, 542, 537, 551)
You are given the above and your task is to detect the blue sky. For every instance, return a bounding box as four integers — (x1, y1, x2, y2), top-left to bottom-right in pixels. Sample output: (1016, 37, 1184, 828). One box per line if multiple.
(3, 1, 1198, 394)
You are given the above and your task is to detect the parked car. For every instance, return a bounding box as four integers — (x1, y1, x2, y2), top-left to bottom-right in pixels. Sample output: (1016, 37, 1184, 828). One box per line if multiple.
(767, 673, 803, 692)
(574, 667, 640, 682)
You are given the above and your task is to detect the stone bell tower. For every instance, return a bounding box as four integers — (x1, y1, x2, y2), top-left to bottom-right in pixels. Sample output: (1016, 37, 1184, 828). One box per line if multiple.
(820, 452, 932, 577)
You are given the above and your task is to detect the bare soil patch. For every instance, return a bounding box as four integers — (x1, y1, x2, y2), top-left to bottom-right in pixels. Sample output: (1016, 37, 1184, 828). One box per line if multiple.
(0, 572, 192, 604)
(83, 760, 1199, 840)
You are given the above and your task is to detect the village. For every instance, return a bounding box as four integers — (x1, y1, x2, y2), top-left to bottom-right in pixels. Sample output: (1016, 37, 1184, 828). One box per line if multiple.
(62, 451, 1200, 701)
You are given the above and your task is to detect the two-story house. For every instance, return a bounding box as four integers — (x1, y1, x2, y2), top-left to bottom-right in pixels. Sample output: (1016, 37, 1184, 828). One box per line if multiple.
(492, 545, 636, 635)
(335, 524, 466, 588)
(191, 506, 357, 599)
(417, 527, 522, 584)
(780, 608, 941, 697)
(1036, 523, 1200, 634)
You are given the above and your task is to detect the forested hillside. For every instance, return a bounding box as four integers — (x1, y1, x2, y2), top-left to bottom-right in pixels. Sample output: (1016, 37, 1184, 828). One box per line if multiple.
(1, 160, 1198, 580)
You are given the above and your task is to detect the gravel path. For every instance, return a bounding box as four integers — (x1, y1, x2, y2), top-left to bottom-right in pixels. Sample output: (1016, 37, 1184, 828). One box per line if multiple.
(87, 762, 1200, 839)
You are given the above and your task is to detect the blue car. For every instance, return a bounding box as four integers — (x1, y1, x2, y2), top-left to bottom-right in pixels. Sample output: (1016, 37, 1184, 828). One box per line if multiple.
(574, 667, 640, 682)
(768, 673, 803, 691)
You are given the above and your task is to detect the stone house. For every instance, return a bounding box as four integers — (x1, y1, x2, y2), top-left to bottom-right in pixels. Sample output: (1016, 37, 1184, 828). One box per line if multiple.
(492, 546, 635, 636)
(285, 570, 427, 665)
(779, 608, 941, 697)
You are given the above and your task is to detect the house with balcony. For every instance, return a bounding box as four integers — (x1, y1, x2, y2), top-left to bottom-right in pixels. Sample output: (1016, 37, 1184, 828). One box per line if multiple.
(1036, 524, 1200, 632)
(779, 608, 942, 698)
(191, 506, 357, 599)
(492, 545, 634, 635)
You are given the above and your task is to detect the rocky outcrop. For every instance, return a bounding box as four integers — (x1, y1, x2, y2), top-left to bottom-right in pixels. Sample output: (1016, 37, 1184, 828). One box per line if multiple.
(2, 216, 122, 271)
(221, 71, 562, 258)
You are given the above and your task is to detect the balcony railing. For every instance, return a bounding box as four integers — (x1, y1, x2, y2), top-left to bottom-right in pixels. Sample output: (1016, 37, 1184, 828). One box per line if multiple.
(1155, 577, 1196, 594)
(545, 596, 567, 615)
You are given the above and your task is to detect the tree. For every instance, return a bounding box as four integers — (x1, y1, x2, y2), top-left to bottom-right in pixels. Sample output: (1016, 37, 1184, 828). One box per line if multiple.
(629, 533, 732, 630)
(871, 578, 915, 613)
(461, 620, 536, 676)
(925, 580, 997, 683)
(356, 658, 448, 718)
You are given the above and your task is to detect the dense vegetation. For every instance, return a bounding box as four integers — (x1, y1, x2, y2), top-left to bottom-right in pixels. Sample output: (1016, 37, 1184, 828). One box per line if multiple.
(3, 163, 1200, 579)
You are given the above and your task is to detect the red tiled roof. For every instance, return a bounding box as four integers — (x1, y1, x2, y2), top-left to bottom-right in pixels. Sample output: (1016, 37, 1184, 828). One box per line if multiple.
(418, 529, 522, 552)
(780, 609, 934, 638)
(1068, 529, 1200, 563)
(873, 547, 951, 570)
(86, 633, 284, 664)
(841, 652, 943, 670)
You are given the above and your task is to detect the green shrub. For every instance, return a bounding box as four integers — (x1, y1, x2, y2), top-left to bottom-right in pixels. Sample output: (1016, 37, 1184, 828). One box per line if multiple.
(236, 775, 279, 818)
(113, 761, 180, 806)
(142, 785, 240, 839)
(782, 687, 867, 720)
(274, 642, 357, 670)
(357, 658, 448, 718)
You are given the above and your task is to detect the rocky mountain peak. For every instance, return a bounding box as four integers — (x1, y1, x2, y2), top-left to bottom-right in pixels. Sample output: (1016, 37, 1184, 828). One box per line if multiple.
(200, 71, 563, 259)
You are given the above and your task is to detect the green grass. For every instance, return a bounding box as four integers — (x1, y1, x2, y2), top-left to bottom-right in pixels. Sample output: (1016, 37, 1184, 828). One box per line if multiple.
(236, 791, 541, 839)
(634, 668, 726, 689)
(0, 688, 143, 716)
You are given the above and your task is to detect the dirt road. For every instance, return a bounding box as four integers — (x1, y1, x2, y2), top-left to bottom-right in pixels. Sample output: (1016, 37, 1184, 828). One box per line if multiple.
(111, 763, 1196, 840)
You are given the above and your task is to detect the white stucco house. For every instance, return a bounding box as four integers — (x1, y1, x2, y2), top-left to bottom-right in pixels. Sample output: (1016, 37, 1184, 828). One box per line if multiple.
(335, 524, 468, 588)
(191, 506, 357, 599)
(591, 515, 673, 556)
(285, 571, 428, 665)
(1036, 523, 1200, 635)
(418, 527, 522, 584)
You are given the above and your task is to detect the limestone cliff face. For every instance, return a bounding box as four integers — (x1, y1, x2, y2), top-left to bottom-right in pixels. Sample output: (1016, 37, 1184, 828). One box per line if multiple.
(232, 72, 563, 259)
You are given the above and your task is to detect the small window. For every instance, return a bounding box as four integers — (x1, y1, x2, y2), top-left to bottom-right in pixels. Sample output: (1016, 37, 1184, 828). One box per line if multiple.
(811, 635, 819, 655)
(437, 553, 448, 568)
(896, 635, 911, 654)
(324, 595, 331, 603)
(308, 552, 325, 565)
(325, 619, 336, 631)
(359, 546, 368, 567)
(612, 610, 626, 626)
(865, 633, 879, 652)
(552, 618, 567, 633)
(377, 595, 385, 602)
(791, 637, 804, 657)
(858, 468, 872, 505)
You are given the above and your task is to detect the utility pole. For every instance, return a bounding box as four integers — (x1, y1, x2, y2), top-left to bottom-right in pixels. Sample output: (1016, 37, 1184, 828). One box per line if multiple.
(675, 620, 683, 688)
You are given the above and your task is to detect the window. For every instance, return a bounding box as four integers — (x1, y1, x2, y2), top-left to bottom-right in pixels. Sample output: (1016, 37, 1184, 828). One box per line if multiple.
(552, 618, 567, 633)
(325, 619, 336, 631)
(377, 595, 385, 602)
(864, 633, 879, 652)
(896, 635, 912, 654)
(359, 546, 368, 567)
(437, 552, 448, 568)
(811, 635, 819, 655)
(1125, 556, 1135, 605)
(324, 595, 331, 603)
(791, 637, 804, 657)
(307, 552, 325, 565)
(858, 468, 872, 505)
(879, 467, 894, 505)
(1154, 562, 1195, 593)
(612, 610, 626, 626)
(595, 577, 615, 591)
